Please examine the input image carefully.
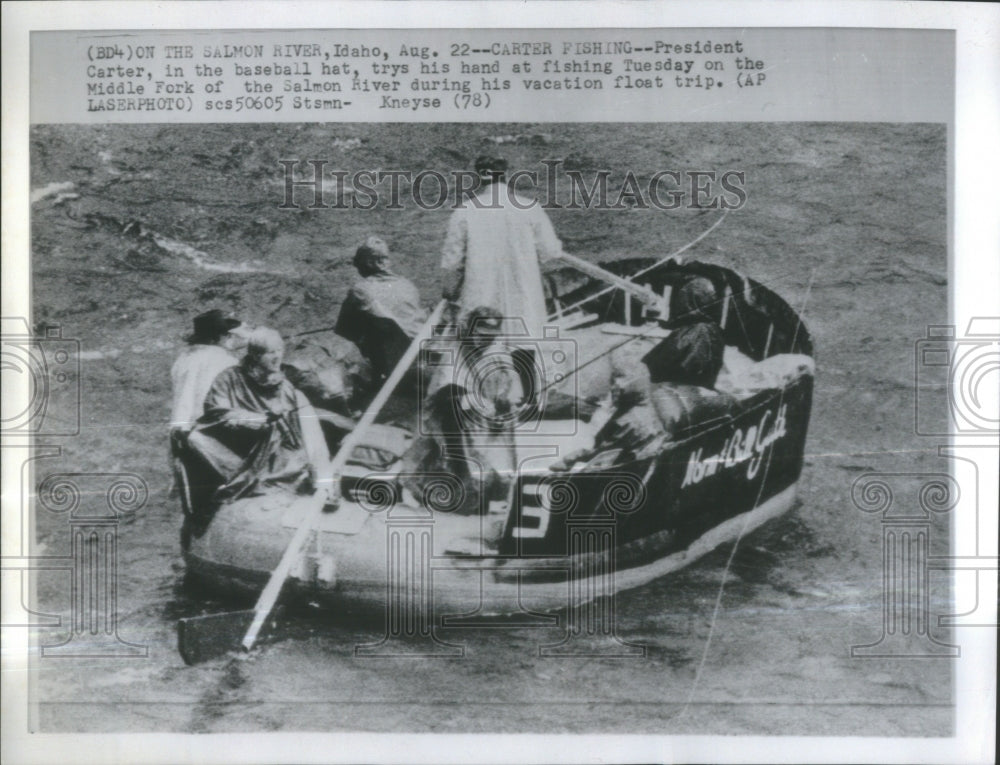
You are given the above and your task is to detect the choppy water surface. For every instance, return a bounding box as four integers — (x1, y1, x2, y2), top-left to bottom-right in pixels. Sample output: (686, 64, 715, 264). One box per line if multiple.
(30, 122, 951, 734)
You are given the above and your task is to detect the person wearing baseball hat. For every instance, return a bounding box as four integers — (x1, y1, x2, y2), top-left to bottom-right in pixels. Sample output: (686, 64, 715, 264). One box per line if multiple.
(397, 306, 523, 515)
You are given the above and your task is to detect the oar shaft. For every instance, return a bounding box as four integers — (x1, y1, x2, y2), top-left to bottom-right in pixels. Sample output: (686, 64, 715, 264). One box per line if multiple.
(240, 495, 324, 650)
(241, 300, 448, 651)
(555, 252, 661, 309)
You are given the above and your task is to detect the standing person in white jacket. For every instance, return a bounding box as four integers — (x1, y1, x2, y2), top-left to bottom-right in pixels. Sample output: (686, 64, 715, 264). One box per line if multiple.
(440, 155, 564, 339)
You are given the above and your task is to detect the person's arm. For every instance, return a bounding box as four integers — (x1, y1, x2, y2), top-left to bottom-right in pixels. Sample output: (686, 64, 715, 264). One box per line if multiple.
(201, 373, 270, 431)
(440, 212, 467, 301)
(531, 207, 564, 264)
(210, 407, 271, 430)
(334, 287, 366, 345)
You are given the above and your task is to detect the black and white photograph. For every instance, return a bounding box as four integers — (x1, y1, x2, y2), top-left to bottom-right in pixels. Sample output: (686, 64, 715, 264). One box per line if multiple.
(2, 6, 997, 765)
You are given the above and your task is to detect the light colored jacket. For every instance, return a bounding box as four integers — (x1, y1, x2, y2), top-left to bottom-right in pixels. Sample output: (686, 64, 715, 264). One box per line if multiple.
(441, 184, 563, 339)
(169, 344, 238, 430)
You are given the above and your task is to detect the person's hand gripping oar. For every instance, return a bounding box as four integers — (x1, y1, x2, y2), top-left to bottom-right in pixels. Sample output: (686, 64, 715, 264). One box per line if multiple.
(177, 300, 448, 665)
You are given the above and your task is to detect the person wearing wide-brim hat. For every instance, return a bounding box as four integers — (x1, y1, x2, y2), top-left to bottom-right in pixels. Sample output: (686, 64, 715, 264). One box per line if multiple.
(170, 309, 248, 432)
(185, 308, 243, 345)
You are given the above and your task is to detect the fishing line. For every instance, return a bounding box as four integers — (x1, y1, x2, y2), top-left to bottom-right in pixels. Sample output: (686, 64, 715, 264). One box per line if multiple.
(676, 266, 817, 720)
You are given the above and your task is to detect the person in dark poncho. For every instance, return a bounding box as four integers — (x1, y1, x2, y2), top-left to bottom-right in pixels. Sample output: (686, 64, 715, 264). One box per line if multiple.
(334, 236, 428, 382)
(187, 327, 333, 504)
(639, 275, 730, 440)
(641, 276, 725, 389)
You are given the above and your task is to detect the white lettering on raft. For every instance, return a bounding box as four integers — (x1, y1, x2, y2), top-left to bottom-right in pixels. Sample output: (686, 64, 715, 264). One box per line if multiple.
(681, 404, 788, 488)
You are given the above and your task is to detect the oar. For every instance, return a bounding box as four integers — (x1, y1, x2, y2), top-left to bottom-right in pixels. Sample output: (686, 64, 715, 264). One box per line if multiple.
(554, 251, 664, 310)
(177, 300, 447, 664)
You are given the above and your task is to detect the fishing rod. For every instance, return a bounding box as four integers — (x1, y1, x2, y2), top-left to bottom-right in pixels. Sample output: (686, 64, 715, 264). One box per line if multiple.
(288, 325, 341, 339)
(546, 209, 729, 322)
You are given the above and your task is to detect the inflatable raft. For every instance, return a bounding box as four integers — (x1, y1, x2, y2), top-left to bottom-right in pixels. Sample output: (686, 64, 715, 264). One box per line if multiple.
(179, 258, 814, 616)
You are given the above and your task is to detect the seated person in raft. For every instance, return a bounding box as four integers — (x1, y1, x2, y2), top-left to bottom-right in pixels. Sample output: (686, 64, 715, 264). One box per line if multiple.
(186, 327, 334, 506)
(334, 235, 428, 386)
(397, 306, 523, 514)
(552, 276, 729, 470)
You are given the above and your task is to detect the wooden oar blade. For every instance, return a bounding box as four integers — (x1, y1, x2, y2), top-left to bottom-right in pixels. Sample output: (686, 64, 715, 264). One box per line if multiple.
(178, 607, 284, 665)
